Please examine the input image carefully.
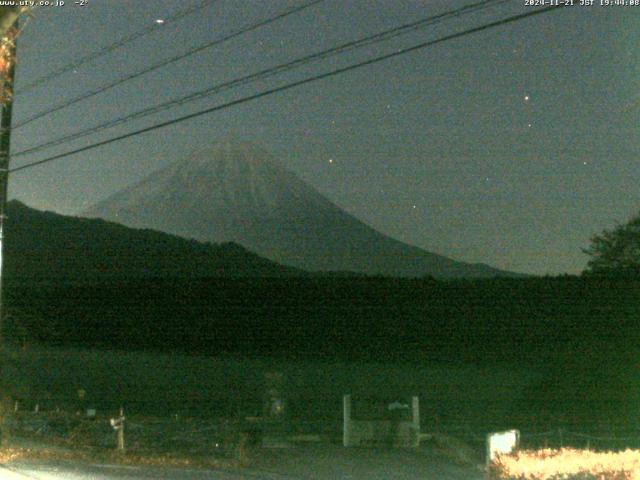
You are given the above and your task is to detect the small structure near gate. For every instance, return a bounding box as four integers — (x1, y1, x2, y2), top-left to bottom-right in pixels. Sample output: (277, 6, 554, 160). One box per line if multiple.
(343, 394, 420, 447)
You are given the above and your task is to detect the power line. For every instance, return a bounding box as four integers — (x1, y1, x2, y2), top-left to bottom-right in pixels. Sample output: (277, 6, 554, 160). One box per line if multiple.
(12, 0, 509, 158)
(15, 0, 218, 95)
(10, 5, 566, 175)
(13, 0, 325, 129)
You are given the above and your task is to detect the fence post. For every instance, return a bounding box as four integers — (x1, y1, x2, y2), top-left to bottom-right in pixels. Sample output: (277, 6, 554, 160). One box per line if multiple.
(110, 407, 125, 452)
(411, 396, 420, 447)
(118, 407, 125, 451)
(343, 395, 351, 447)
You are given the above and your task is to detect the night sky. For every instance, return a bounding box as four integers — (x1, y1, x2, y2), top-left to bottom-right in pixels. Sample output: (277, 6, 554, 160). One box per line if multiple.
(7, 0, 639, 275)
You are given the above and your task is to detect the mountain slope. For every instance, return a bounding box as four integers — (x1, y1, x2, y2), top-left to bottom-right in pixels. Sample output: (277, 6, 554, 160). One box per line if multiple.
(3, 200, 302, 282)
(84, 141, 520, 278)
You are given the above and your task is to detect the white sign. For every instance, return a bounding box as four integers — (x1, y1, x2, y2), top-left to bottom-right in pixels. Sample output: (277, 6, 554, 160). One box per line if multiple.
(487, 429, 519, 464)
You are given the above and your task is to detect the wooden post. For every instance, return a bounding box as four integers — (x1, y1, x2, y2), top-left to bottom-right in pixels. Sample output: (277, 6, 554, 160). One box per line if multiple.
(343, 395, 351, 447)
(411, 396, 420, 447)
(117, 407, 125, 452)
(111, 407, 125, 452)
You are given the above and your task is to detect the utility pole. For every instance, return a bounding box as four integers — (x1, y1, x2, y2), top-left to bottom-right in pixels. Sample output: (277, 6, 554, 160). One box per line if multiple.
(0, 7, 24, 339)
(0, 26, 16, 339)
(0, 8, 24, 445)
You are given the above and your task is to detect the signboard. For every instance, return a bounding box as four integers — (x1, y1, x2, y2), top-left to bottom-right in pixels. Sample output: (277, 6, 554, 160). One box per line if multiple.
(487, 429, 520, 464)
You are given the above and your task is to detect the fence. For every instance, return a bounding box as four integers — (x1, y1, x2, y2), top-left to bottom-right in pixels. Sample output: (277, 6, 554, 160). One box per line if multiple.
(7, 403, 341, 460)
(9, 410, 255, 460)
(8, 396, 640, 458)
(435, 424, 640, 454)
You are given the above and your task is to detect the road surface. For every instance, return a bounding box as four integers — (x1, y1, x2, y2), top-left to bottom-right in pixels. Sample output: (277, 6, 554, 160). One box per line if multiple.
(1, 444, 484, 479)
(1, 462, 289, 480)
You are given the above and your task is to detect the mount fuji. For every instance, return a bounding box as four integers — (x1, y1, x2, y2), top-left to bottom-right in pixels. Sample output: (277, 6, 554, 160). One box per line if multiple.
(84, 141, 519, 278)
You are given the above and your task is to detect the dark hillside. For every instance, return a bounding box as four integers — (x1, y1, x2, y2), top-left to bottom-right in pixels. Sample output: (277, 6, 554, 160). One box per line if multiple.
(3, 200, 303, 282)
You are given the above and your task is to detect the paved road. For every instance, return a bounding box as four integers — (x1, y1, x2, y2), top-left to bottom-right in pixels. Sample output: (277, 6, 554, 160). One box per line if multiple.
(1, 462, 293, 480)
(250, 445, 485, 480)
(2, 445, 484, 479)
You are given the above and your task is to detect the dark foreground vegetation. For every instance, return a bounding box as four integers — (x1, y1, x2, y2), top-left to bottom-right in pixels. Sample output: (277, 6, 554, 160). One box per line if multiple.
(3, 274, 640, 430)
(2, 201, 639, 436)
(6, 275, 637, 361)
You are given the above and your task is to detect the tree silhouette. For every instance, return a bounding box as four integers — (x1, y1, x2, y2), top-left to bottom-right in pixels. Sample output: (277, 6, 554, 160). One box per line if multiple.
(583, 211, 640, 276)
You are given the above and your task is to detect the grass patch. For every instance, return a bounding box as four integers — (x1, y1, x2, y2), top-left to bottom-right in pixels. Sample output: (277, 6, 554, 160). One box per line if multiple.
(488, 448, 640, 479)
(2, 345, 542, 424)
(0, 441, 240, 470)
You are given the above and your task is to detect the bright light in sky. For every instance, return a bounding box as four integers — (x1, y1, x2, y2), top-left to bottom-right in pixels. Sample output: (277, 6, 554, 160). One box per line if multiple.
(155, 19, 165, 25)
